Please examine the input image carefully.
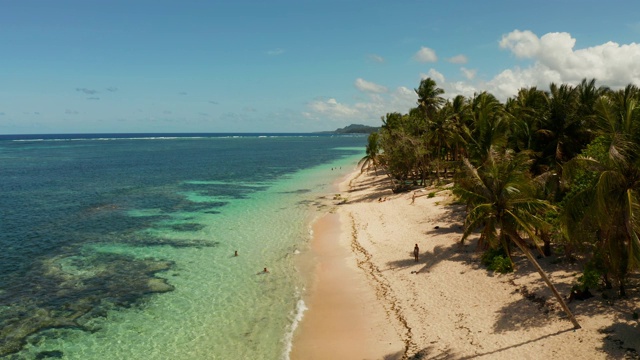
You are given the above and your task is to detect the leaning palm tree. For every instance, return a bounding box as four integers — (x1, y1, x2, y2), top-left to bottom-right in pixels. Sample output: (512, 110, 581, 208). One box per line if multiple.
(358, 132, 381, 173)
(454, 148, 581, 329)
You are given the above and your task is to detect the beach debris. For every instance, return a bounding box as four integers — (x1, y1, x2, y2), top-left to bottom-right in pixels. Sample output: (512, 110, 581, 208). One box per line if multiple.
(333, 193, 348, 204)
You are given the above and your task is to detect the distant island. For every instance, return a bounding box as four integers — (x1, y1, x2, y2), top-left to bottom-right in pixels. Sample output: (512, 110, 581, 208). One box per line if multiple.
(316, 124, 380, 134)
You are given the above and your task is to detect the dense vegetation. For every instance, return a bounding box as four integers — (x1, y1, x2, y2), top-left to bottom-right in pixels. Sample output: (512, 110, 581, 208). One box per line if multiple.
(360, 78, 640, 328)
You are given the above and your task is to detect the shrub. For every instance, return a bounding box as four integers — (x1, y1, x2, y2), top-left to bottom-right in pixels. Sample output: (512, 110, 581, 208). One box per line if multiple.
(481, 247, 514, 273)
(576, 268, 600, 291)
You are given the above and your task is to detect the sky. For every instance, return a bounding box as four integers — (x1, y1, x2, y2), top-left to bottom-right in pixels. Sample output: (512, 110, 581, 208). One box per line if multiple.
(1, 0, 640, 134)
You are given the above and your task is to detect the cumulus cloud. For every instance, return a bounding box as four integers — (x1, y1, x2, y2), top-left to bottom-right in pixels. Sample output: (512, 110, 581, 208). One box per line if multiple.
(76, 87, 98, 95)
(490, 29, 640, 98)
(414, 46, 437, 62)
(304, 30, 640, 125)
(447, 55, 468, 64)
(419, 30, 640, 102)
(304, 86, 418, 123)
(461, 67, 477, 80)
(106, 87, 118, 92)
(354, 78, 388, 93)
(368, 54, 385, 63)
(308, 98, 359, 118)
(390, 86, 418, 110)
(65, 109, 79, 115)
(420, 69, 445, 84)
(499, 30, 541, 58)
(209, 100, 219, 105)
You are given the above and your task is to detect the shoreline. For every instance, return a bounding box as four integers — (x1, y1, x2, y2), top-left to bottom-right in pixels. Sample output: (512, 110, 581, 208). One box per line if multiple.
(290, 169, 404, 359)
(291, 169, 640, 359)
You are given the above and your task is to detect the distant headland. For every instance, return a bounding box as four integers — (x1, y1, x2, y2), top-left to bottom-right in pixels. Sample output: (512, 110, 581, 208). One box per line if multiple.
(315, 124, 380, 134)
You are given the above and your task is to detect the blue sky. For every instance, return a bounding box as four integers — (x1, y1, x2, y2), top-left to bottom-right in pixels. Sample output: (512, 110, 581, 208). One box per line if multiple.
(1, 0, 639, 134)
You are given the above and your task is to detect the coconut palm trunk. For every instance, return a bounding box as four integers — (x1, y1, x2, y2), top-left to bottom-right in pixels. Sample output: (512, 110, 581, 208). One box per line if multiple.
(511, 232, 581, 329)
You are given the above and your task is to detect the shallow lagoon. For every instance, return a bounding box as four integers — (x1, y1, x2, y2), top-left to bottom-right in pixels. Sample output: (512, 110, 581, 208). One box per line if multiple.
(0, 134, 364, 359)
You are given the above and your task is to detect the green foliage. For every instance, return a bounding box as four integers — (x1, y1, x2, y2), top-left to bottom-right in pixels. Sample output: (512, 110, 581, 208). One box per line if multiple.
(575, 268, 601, 291)
(427, 192, 436, 198)
(481, 248, 514, 273)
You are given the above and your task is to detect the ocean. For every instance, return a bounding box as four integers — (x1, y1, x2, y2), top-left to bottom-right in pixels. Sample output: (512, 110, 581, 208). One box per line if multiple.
(0, 133, 366, 359)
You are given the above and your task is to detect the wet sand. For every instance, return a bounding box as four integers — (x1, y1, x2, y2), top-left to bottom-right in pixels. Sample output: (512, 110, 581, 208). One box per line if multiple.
(290, 212, 404, 359)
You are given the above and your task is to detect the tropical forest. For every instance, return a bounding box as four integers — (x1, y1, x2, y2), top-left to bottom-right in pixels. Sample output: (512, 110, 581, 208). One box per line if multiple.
(360, 78, 640, 328)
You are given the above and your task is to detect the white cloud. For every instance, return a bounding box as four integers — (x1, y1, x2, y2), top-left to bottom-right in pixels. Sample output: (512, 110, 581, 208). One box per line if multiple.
(354, 78, 388, 93)
(460, 67, 477, 80)
(426, 30, 640, 102)
(420, 69, 445, 84)
(448, 54, 468, 64)
(304, 87, 418, 124)
(308, 98, 359, 119)
(390, 86, 418, 110)
(304, 30, 640, 126)
(414, 46, 437, 62)
(368, 54, 385, 63)
(499, 29, 541, 59)
(495, 30, 640, 93)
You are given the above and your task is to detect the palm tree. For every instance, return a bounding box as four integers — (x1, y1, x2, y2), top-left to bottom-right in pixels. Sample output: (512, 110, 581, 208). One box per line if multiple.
(379, 112, 423, 190)
(506, 86, 548, 155)
(455, 148, 581, 329)
(562, 85, 640, 296)
(358, 132, 381, 173)
(536, 83, 591, 194)
(415, 77, 445, 120)
(463, 92, 509, 166)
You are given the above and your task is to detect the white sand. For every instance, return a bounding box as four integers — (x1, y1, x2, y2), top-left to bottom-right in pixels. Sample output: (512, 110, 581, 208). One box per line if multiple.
(292, 170, 640, 359)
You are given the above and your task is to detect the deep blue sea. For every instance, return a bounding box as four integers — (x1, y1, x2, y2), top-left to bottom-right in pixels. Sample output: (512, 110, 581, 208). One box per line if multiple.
(0, 133, 365, 359)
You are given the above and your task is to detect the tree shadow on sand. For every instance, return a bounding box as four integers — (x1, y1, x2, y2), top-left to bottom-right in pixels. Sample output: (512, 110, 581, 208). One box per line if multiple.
(384, 345, 459, 360)
(597, 322, 640, 359)
(591, 276, 640, 358)
(385, 243, 475, 274)
(422, 204, 467, 232)
(345, 172, 395, 202)
(491, 251, 640, 357)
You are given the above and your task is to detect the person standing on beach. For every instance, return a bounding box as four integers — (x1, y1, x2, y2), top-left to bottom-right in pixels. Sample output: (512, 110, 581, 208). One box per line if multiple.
(414, 244, 419, 262)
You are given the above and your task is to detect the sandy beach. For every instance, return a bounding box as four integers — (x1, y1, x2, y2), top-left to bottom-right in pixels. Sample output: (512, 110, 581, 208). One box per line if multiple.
(292, 169, 640, 359)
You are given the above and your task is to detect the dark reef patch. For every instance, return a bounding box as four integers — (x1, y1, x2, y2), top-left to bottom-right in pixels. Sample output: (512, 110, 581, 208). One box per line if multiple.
(35, 350, 64, 359)
(280, 188, 311, 194)
(164, 222, 206, 232)
(0, 253, 174, 357)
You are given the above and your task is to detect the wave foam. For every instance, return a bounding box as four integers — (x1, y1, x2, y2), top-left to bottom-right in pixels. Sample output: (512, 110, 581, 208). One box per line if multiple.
(281, 294, 308, 360)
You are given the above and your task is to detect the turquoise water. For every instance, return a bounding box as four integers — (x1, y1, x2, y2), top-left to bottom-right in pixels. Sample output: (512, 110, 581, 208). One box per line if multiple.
(0, 134, 364, 359)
